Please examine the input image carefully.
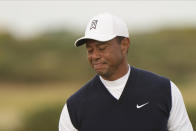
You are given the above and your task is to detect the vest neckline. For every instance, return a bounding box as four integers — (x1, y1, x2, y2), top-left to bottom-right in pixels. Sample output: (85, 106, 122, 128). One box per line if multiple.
(96, 66, 137, 103)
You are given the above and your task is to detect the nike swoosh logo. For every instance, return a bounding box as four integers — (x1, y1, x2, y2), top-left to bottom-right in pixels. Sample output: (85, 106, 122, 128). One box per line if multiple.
(136, 102, 149, 109)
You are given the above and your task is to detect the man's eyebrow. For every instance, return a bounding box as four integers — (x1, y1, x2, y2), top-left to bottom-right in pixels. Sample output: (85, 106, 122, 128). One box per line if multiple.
(97, 42, 109, 47)
(86, 41, 109, 48)
(86, 44, 91, 48)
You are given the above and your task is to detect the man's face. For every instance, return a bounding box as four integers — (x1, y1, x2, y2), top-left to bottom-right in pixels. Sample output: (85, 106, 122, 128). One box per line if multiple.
(86, 38, 126, 79)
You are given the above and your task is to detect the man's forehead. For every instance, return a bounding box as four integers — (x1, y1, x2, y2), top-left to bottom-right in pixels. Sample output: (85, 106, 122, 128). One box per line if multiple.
(86, 39, 109, 47)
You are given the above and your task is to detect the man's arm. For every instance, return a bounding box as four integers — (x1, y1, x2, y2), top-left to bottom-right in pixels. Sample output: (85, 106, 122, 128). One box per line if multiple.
(167, 81, 193, 131)
(59, 103, 78, 131)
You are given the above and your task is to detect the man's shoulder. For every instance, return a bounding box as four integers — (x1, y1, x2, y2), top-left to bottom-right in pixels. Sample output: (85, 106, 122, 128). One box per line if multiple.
(133, 66, 170, 82)
(132, 66, 172, 100)
(67, 75, 99, 104)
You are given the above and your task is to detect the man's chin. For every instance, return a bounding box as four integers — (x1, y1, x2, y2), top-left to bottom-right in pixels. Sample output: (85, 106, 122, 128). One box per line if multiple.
(95, 70, 110, 78)
(95, 70, 105, 75)
(95, 70, 106, 76)
(93, 67, 110, 77)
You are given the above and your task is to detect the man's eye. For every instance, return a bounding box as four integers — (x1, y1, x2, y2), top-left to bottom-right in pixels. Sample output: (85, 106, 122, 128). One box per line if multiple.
(99, 47, 106, 50)
(87, 49, 93, 53)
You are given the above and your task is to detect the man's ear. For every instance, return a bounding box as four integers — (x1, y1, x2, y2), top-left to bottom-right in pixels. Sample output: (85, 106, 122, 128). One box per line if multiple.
(121, 38, 130, 55)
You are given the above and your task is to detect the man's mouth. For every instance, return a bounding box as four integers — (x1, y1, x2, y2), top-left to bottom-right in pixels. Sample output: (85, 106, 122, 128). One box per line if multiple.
(92, 63, 105, 69)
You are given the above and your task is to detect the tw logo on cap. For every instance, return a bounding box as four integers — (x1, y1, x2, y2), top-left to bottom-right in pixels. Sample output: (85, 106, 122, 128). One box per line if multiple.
(90, 20, 98, 30)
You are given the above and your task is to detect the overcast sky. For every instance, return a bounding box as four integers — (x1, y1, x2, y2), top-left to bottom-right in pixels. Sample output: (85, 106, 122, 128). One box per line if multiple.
(0, 1, 196, 38)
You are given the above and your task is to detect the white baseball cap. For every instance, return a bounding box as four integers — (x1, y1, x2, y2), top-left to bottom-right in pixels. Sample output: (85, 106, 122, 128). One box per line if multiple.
(74, 13, 129, 47)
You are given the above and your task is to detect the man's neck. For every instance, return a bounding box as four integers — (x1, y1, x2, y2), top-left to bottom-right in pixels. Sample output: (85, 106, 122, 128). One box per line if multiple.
(101, 64, 129, 81)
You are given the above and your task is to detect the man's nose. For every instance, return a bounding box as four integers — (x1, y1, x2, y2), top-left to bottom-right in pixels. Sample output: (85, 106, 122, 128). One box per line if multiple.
(91, 49, 101, 60)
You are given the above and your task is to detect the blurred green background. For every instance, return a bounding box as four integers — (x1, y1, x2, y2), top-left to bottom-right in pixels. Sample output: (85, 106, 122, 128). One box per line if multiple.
(0, 27, 195, 131)
(0, 1, 196, 131)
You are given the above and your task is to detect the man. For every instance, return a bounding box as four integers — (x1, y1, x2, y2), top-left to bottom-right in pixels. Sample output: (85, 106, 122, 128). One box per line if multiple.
(59, 13, 193, 131)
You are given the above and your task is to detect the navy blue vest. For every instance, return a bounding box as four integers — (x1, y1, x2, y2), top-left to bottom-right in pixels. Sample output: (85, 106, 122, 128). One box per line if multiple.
(67, 67, 171, 131)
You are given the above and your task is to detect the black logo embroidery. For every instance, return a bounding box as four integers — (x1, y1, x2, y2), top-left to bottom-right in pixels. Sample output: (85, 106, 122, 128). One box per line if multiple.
(90, 20, 98, 30)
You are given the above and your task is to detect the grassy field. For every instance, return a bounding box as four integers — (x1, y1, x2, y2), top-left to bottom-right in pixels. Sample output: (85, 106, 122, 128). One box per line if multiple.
(0, 82, 80, 131)
(0, 82, 195, 131)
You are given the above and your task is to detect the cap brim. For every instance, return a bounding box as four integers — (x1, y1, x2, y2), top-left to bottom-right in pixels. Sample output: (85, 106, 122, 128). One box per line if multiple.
(74, 34, 116, 47)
